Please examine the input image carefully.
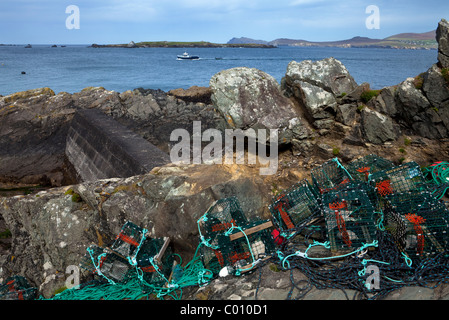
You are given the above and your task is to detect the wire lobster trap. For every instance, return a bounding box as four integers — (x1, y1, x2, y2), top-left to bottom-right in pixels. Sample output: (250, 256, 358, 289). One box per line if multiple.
(368, 161, 429, 198)
(322, 187, 379, 252)
(198, 196, 249, 249)
(110, 221, 148, 261)
(383, 190, 449, 260)
(268, 179, 322, 234)
(0, 276, 37, 300)
(201, 218, 277, 275)
(346, 154, 395, 182)
(311, 158, 354, 195)
(80, 245, 132, 284)
(134, 236, 174, 288)
(80, 221, 174, 287)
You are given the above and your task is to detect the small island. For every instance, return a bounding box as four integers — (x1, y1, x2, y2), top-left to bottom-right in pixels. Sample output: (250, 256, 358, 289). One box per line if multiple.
(90, 41, 276, 49)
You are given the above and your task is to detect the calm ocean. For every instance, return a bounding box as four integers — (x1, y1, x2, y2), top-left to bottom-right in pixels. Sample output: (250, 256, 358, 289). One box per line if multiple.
(0, 45, 438, 96)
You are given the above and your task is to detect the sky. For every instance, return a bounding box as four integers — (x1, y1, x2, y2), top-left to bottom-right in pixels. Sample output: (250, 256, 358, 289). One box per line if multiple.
(0, 0, 447, 44)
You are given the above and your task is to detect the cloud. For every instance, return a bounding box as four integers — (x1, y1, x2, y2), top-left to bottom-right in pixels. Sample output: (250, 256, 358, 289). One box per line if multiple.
(84, 0, 157, 22)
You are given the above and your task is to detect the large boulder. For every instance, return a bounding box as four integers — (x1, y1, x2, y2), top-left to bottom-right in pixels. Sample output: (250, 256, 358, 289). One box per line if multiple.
(209, 67, 309, 145)
(282, 57, 358, 122)
(360, 107, 398, 144)
(396, 78, 448, 139)
(422, 64, 449, 135)
(437, 19, 449, 68)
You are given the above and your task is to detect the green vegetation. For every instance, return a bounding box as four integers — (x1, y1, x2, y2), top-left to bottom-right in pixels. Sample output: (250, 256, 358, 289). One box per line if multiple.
(65, 189, 82, 203)
(360, 90, 380, 103)
(0, 185, 43, 196)
(53, 286, 68, 296)
(404, 138, 411, 146)
(399, 148, 406, 154)
(357, 104, 366, 112)
(413, 74, 424, 90)
(0, 229, 11, 239)
(332, 147, 340, 156)
(442, 68, 449, 86)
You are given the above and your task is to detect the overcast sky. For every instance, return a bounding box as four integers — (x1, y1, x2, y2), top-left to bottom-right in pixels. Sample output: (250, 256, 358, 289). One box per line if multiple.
(0, 0, 447, 44)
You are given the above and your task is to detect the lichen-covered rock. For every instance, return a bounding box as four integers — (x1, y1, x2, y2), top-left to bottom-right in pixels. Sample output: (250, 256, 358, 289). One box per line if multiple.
(209, 67, 308, 145)
(282, 57, 358, 121)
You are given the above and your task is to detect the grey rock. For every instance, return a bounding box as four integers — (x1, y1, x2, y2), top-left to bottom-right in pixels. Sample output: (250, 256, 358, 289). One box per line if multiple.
(361, 107, 398, 144)
(422, 64, 449, 115)
(437, 19, 449, 68)
(396, 77, 448, 139)
(209, 67, 308, 145)
(335, 103, 357, 125)
(282, 57, 358, 120)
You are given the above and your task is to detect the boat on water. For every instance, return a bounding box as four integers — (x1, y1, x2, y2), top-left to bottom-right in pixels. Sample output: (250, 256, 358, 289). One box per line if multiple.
(177, 52, 199, 60)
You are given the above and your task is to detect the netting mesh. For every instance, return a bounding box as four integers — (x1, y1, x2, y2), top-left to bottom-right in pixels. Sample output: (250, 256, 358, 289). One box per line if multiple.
(0, 276, 37, 300)
(79, 221, 174, 288)
(269, 179, 322, 233)
(347, 154, 395, 182)
(199, 197, 277, 276)
(383, 190, 449, 260)
(311, 158, 353, 195)
(199, 196, 248, 249)
(134, 237, 174, 289)
(110, 221, 147, 260)
(368, 161, 429, 197)
(81, 245, 133, 283)
(322, 186, 378, 251)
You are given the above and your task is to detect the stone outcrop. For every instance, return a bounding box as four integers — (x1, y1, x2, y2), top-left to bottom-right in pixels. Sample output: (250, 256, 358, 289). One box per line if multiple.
(437, 19, 449, 68)
(282, 57, 358, 124)
(0, 88, 77, 187)
(209, 67, 310, 145)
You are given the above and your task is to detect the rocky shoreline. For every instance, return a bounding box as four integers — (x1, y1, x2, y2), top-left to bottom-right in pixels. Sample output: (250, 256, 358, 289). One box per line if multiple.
(0, 19, 449, 300)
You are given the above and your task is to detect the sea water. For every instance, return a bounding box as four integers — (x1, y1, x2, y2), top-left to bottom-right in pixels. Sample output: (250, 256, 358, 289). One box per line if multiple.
(0, 45, 438, 96)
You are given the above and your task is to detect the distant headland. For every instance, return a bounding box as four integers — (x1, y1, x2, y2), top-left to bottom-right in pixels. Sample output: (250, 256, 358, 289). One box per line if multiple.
(228, 30, 438, 50)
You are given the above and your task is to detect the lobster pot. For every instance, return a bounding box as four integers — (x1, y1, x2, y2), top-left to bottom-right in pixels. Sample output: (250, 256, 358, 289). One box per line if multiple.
(311, 158, 353, 195)
(368, 161, 428, 198)
(322, 188, 378, 252)
(219, 219, 276, 271)
(346, 154, 395, 182)
(200, 245, 226, 276)
(0, 276, 37, 300)
(110, 221, 147, 260)
(199, 197, 249, 245)
(268, 180, 322, 232)
(80, 245, 132, 283)
(135, 237, 174, 287)
(201, 219, 276, 274)
(383, 191, 449, 259)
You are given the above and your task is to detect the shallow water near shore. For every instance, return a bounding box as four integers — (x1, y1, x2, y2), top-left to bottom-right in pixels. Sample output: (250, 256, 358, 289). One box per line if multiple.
(0, 45, 437, 95)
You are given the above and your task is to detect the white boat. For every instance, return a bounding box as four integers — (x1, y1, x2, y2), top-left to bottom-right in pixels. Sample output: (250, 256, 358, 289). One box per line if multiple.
(177, 52, 200, 60)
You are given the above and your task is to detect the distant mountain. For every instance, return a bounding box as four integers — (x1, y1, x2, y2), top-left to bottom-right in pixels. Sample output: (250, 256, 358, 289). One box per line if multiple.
(228, 30, 437, 49)
(228, 37, 269, 45)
